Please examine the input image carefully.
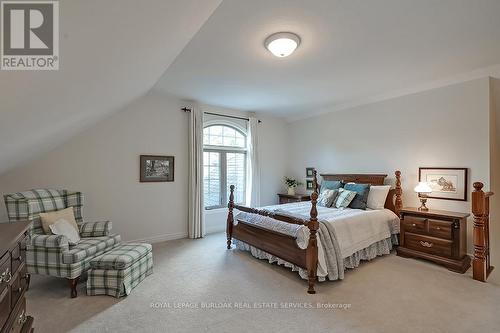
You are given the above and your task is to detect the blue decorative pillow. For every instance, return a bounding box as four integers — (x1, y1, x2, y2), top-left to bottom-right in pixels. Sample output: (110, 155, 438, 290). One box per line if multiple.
(344, 183, 371, 210)
(320, 180, 343, 193)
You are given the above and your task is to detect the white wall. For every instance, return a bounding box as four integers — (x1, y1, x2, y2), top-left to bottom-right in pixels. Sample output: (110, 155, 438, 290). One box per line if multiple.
(286, 78, 491, 255)
(0, 94, 188, 240)
(0, 91, 190, 242)
(489, 78, 500, 284)
(0, 91, 288, 239)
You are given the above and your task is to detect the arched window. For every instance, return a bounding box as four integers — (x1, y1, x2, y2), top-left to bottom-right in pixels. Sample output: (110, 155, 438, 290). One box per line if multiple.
(203, 124, 247, 209)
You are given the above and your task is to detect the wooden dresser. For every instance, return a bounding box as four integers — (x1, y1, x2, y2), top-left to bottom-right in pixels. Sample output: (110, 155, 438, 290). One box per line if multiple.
(277, 193, 311, 205)
(397, 208, 471, 273)
(0, 222, 34, 333)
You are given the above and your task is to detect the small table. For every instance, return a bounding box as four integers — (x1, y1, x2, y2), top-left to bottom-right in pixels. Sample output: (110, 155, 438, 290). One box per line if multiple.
(396, 207, 470, 273)
(277, 193, 311, 205)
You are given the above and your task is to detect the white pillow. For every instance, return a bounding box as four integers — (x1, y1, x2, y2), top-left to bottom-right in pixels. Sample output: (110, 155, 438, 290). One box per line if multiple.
(366, 185, 391, 210)
(49, 218, 81, 245)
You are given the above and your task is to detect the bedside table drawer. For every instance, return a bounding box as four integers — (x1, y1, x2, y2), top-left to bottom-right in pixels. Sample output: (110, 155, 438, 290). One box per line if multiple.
(405, 233, 452, 257)
(402, 216, 426, 233)
(428, 220, 452, 240)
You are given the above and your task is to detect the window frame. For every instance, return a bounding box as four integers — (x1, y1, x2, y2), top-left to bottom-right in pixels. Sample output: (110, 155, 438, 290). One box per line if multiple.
(203, 124, 247, 210)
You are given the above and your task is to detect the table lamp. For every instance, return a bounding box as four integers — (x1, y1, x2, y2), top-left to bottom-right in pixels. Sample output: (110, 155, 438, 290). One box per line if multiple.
(414, 182, 433, 211)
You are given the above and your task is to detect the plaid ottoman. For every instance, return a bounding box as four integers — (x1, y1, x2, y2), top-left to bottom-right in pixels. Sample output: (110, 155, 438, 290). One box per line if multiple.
(86, 243, 153, 298)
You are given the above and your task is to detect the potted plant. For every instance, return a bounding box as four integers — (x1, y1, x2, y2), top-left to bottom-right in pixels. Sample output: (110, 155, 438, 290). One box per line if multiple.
(284, 177, 302, 195)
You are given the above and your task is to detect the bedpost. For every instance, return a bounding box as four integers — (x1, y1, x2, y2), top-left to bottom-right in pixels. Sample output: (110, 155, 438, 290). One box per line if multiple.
(472, 182, 494, 282)
(306, 170, 319, 294)
(395, 170, 402, 216)
(227, 185, 235, 249)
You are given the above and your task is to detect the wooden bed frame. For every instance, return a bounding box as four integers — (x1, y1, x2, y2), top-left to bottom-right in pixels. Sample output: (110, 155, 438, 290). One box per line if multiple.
(226, 170, 402, 294)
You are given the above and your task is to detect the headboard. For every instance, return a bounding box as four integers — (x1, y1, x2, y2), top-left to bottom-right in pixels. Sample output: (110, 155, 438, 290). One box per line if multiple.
(320, 173, 387, 185)
(319, 172, 402, 215)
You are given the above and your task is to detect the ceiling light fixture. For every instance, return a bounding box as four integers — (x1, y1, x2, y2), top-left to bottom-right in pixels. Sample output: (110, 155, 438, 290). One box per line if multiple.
(264, 32, 301, 58)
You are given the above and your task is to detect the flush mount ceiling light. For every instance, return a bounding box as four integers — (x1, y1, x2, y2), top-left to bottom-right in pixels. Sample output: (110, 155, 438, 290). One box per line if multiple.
(264, 32, 301, 57)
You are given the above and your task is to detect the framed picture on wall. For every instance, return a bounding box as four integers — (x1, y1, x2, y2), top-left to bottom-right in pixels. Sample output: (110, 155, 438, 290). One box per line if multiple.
(306, 180, 314, 190)
(306, 167, 315, 178)
(140, 155, 174, 182)
(419, 167, 467, 201)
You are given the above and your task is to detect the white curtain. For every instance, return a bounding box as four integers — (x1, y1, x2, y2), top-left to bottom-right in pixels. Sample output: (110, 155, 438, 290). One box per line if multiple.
(246, 117, 261, 206)
(188, 107, 205, 238)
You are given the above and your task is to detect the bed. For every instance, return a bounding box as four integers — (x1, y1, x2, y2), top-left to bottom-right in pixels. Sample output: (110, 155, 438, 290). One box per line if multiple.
(226, 171, 403, 294)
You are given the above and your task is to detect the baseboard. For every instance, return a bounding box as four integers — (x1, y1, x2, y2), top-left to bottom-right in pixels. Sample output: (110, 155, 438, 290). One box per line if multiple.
(129, 232, 188, 244)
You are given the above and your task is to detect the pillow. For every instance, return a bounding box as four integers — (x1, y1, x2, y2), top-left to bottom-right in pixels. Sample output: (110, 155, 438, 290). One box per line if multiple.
(334, 188, 357, 209)
(320, 180, 343, 193)
(344, 183, 371, 210)
(49, 218, 81, 245)
(367, 185, 391, 210)
(317, 189, 339, 207)
(39, 207, 79, 235)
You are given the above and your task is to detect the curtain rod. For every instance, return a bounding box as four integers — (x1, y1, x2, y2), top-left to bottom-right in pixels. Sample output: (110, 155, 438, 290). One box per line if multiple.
(182, 108, 261, 123)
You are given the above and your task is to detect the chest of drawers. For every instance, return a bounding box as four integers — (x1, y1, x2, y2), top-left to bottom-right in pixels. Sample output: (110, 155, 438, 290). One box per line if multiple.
(277, 194, 311, 205)
(396, 208, 471, 273)
(0, 222, 34, 333)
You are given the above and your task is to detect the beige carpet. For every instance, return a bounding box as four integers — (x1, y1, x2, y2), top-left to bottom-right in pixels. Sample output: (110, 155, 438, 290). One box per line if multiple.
(27, 233, 500, 333)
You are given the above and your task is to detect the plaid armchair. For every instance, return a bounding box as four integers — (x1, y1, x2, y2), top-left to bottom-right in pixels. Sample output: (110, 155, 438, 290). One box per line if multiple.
(4, 189, 121, 297)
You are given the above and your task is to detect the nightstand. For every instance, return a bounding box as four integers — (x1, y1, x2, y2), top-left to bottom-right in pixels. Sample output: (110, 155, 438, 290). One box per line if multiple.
(397, 207, 471, 273)
(277, 193, 311, 205)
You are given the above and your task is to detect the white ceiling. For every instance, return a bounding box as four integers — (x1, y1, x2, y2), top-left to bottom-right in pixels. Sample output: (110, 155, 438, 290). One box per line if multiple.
(1, 0, 500, 175)
(155, 0, 500, 118)
(0, 0, 222, 174)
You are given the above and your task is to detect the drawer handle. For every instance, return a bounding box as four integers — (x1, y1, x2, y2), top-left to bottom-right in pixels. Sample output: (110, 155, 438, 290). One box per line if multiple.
(436, 227, 441, 230)
(18, 309, 26, 325)
(0, 269, 12, 283)
(420, 241, 433, 248)
(411, 223, 416, 227)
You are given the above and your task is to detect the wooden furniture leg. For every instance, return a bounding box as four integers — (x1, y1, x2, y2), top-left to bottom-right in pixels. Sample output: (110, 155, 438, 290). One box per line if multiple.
(68, 277, 79, 298)
(306, 170, 319, 294)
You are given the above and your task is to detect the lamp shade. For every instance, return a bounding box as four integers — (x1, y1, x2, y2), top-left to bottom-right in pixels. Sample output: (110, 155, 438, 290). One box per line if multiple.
(414, 182, 432, 193)
(265, 32, 301, 57)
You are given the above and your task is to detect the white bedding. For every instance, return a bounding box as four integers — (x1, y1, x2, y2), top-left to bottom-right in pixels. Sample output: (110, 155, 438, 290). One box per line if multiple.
(234, 201, 400, 278)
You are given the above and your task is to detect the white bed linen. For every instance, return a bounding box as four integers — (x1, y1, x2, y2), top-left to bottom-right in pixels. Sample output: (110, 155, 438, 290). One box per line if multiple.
(234, 202, 399, 277)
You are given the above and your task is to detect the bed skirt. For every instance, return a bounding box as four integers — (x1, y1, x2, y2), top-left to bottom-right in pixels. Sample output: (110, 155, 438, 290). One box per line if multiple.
(234, 234, 399, 282)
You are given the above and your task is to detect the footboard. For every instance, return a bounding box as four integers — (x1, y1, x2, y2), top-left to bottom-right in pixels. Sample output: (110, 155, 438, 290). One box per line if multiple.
(232, 220, 307, 268)
(227, 170, 320, 294)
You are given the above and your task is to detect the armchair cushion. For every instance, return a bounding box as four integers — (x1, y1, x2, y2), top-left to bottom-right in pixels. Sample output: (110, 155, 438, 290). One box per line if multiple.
(30, 234, 69, 250)
(62, 234, 121, 264)
(40, 207, 79, 234)
(79, 221, 112, 238)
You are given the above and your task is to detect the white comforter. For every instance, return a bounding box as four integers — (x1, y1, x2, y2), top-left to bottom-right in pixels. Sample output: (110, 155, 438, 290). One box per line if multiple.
(234, 201, 399, 278)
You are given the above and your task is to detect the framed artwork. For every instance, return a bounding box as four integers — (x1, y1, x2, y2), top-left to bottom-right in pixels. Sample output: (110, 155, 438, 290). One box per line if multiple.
(306, 167, 315, 178)
(306, 180, 314, 190)
(140, 155, 174, 182)
(419, 167, 467, 201)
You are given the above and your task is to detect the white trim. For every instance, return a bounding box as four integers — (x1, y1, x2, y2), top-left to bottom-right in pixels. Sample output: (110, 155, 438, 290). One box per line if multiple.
(204, 118, 247, 135)
(129, 232, 188, 244)
(287, 64, 500, 122)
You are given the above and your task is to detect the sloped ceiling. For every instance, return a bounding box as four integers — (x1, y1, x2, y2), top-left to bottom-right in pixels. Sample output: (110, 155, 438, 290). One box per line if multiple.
(0, 0, 222, 174)
(155, 0, 500, 118)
